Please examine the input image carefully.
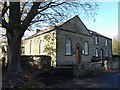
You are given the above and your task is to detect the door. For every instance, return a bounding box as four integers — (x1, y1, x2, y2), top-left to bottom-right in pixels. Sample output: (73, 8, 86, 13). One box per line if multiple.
(76, 43, 80, 64)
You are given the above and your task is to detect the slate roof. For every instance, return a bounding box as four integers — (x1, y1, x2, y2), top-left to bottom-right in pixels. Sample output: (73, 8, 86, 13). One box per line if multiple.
(24, 15, 111, 40)
(88, 30, 111, 40)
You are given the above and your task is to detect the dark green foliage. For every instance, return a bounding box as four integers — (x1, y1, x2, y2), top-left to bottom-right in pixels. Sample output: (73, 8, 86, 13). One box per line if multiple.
(20, 55, 51, 72)
(20, 56, 33, 71)
(112, 38, 120, 55)
(21, 80, 40, 89)
(40, 56, 51, 72)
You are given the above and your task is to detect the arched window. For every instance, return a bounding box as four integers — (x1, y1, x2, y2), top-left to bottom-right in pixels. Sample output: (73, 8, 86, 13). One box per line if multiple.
(65, 38, 72, 55)
(30, 40, 32, 54)
(39, 41, 41, 54)
(39, 40, 44, 55)
(84, 41, 89, 55)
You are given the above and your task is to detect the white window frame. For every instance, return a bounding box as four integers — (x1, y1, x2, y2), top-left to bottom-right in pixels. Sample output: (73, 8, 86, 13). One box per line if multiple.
(84, 41, 89, 55)
(95, 36, 98, 44)
(100, 49, 103, 59)
(105, 50, 108, 57)
(4, 45, 7, 52)
(30, 40, 32, 54)
(65, 39, 72, 55)
(105, 39, 108, 46)
(82, 49, 85, 54)
(95, 48, 99, 57)
(40, 40, 44, 55)
(39, 41, 41, 54)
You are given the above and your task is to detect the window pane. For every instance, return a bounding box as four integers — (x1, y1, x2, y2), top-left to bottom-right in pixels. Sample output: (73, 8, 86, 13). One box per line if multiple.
(40, 40, 44, 54)
(82, 49, 85, 54)
(85, 42, 88, 54)
(30, 40, 32, 54)
(105, 39, 108, 46)
(95, 48, 98, 57)
(100, 49, 103, 59)
(106, 50, 108, 56)
(65, 39, 72, 55)
(95, 36, 98, 44)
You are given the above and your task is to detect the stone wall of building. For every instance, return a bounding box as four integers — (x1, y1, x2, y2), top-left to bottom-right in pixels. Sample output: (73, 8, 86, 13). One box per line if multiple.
(56, 29, 92, 66)
(56, 30, 112, 66)
(24, 16, 112, 67)
(24, 30, 57, 67)
(91, 34, 112, 60)
(58, 16, 91, 35)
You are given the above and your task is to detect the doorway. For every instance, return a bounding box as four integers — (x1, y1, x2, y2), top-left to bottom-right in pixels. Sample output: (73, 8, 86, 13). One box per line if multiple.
(76, 43, 81, 64)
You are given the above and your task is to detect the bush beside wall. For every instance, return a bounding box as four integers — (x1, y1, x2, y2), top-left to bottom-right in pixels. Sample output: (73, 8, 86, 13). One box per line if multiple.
(21, 55, 51, 71)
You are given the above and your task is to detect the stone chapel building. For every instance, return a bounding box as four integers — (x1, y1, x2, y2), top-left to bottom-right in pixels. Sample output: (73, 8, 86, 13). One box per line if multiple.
(24, 15, 112, 67)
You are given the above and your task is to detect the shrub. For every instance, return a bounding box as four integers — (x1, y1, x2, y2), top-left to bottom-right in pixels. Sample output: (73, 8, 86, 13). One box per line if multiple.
(21, 80, 39, 89)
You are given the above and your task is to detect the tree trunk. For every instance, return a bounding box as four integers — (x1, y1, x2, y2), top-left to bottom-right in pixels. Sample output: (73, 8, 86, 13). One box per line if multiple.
(6, 2, 22, 74)
(7, 31, 22, 74)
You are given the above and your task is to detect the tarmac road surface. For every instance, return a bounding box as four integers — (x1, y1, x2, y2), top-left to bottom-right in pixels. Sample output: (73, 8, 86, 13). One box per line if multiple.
(52, 70, 119, 88)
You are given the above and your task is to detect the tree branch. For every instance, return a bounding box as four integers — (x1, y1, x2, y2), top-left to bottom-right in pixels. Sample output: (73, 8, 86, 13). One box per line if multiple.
(2, 18, 9, 29)
(2, 2, 9, 17)
(20, 1, 98, 37)
(20, 2, 28, 18)
(21, 2, 66, 32)
(36, 2, 53, 15)
(21, 2, 41, 35)
(31, 19, 45, 24)
(2, 18, 14, 35)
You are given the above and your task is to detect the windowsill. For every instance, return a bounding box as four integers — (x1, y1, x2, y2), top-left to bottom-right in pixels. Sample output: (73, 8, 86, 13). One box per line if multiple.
(82, 53, 89, 56)
(65, 54, 72, 56)
(95, 43, 99, 45)
(65, 53, 72, 56)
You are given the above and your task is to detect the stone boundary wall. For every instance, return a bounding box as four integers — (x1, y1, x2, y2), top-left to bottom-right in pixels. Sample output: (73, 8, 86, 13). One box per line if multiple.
(112, 55, 120, 61)
(73, 62, 103, 77)
(108, 61, 119, 70)
(21, 55, 51, 71)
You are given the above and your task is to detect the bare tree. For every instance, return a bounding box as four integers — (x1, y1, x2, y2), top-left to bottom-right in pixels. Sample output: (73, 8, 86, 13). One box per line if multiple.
(1, 1, 98, 74)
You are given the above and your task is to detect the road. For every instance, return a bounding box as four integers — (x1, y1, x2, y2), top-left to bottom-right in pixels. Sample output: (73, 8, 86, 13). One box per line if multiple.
(52, 70, 119, 88)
